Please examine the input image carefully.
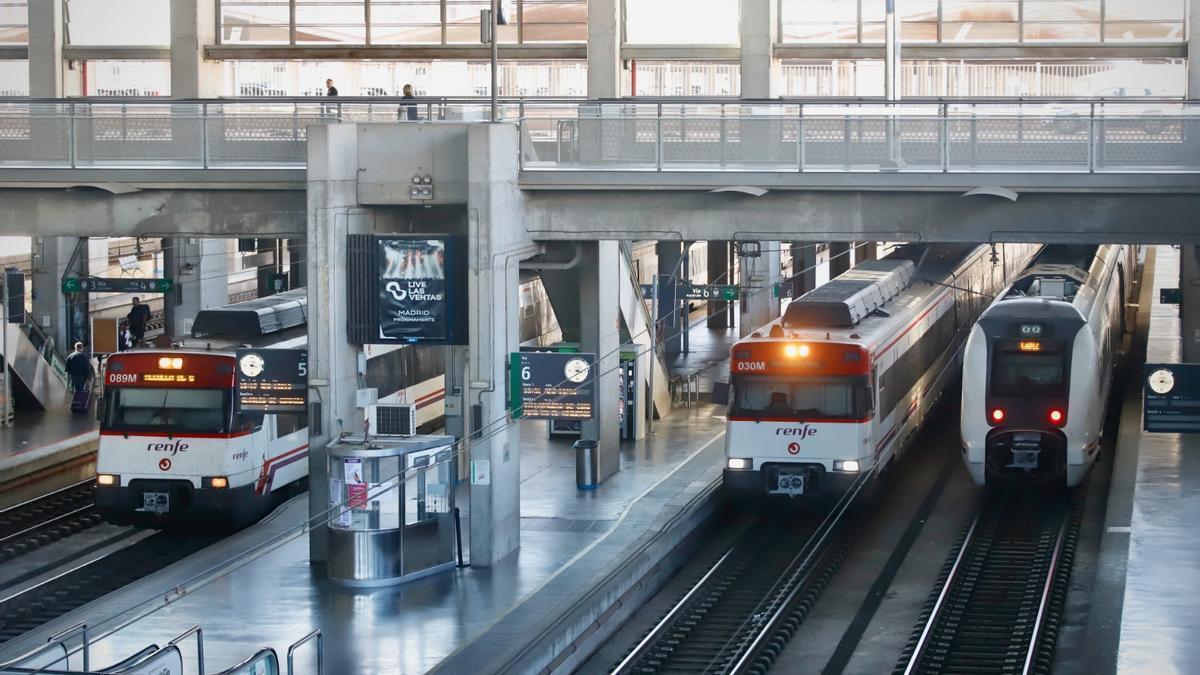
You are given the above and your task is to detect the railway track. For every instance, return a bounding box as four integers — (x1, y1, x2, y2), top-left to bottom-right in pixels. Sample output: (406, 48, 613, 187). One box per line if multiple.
(895, 488, 1086, 675)
(0, 531, 221, 645)
(0, 481, 101, 563)
(611, 476, 870, 675)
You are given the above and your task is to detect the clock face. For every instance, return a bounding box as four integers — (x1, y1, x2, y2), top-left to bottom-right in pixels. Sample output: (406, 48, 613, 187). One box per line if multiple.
(1148, 368, 1175, 395)
(239, 353, 265, 378)
(564, 357, 590, 384)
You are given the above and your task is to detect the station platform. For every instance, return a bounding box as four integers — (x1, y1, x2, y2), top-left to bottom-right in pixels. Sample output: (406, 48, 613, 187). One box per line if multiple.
(663, 311, 738, 396)
(0, 404, 728, 674)
(0, 409, 97, 508)
(1083, 246, 1199, 673)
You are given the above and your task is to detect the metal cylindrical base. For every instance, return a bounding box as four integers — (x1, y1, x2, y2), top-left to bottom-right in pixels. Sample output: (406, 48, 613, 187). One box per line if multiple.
(328, 528, 403, 586)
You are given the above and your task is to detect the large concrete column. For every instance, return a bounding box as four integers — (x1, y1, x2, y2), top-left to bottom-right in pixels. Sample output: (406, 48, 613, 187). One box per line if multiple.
(171, 0, 221, 97)
(740, 242, 781, 337)
(162, 237, 229, 340)
(739, 0, 781, 98)
(790, 243, 817, 300)
(828, 242, 851, 278)
(31, 237, 87, 351)
(587, 0, 621, 97)
(1190, 0, 1200, 98)
(708, 240, 733, 328)
(579, 240, 621, 482)
(287, 239, 307, 289)
(855, 241, 878, 264)
(465, 123, 528, 565)
(305, 124, 365, 566)
(657, 241, 684, 355)
(27, 0, 63, 97)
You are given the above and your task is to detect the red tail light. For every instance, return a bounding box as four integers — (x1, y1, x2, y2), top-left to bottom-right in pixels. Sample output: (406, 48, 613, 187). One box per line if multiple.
(990, 408, 1006, 423)
(1048, 408, 1065, 426)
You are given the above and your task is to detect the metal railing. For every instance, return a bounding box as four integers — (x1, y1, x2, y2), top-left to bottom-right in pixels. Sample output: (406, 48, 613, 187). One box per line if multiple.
(0, 97, 1196, 174)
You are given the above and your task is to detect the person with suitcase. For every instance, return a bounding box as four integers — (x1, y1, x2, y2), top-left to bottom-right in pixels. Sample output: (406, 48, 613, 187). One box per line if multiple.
(66, 342, 94, 414)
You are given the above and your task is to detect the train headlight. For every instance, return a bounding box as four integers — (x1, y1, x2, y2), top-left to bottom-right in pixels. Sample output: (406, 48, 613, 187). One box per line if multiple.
(204, 476, 229, 489)
(726, 458, 752, 470)
(990, 408, 1006, 423)
(157, 357, 184, 370)
(834, 460, 860, 472)
(1048, 409, 1065, 426)
(97, 473, 118, 486)
(783, 344, 810, 358)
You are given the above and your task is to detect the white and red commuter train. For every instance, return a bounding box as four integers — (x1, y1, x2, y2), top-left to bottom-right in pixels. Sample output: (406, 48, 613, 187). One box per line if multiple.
(722, 243, 1041, 501)
(95, 348, 310, 528)
(960, 244, 1136, 488)
(96, 276, 563, 528)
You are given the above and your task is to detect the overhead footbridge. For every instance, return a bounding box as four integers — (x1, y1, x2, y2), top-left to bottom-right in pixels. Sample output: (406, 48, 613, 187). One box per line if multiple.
(0, 97, 1197, 243)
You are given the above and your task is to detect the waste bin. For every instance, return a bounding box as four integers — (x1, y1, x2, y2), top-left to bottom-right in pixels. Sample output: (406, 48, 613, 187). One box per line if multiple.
(574, 439, 599, 490)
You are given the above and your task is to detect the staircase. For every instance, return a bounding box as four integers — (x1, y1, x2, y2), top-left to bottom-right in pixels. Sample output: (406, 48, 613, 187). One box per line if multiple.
(1, 311, 73, 412)
(617, 241, 672, 420)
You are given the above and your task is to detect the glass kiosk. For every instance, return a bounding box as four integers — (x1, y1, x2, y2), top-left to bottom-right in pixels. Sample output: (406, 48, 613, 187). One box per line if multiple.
(326, 435, 457, 587)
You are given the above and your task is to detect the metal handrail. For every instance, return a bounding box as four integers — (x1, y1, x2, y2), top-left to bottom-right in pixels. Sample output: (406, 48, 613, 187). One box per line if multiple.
(286, 630, 322, 675)
(1, 95, 1196, 104)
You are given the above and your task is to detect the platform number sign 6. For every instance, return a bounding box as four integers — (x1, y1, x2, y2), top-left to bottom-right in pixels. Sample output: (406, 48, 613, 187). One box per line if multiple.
(521, 365, 531, 381)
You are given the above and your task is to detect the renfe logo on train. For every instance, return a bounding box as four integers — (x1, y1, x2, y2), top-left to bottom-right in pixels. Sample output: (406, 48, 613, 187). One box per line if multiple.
(146, 440, 190, 456)
(776, 425, 819, 438)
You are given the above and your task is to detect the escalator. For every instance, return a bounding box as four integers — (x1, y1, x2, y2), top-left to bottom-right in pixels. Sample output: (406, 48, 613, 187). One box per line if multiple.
(1, 312, 72, 413)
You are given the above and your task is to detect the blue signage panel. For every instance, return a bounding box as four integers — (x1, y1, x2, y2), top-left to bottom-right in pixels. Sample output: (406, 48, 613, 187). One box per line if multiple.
(1143, 363, 1200, 433)
(510, 351, 596, 420)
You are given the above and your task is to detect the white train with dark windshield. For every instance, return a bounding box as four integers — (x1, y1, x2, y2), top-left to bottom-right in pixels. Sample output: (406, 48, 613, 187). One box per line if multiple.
(960, 244, 1137, 488)
(722, 243, 1041, 501)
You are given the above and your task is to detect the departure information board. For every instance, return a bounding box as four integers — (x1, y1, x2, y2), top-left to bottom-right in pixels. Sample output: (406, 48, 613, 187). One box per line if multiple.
(509, 352, 596, 420)
(1144, 363, 1200, 433)
(235, 348, 308, 413)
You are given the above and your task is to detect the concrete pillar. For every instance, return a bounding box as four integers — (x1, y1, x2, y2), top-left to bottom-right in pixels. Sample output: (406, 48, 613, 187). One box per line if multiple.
(855, 241, 877, 264)
(739, 0, 781, 98)
(31, 237, 88, 351)
(256, 238, 282, 296)
(288, 239, 307, 289)
(163, 237, 229, 340)
(1191, 0, 1200, 98)
(579, 240, 621, 482)
(171, 0, 221, 97)
(27, 0, 63, 97)
(657, 241, 684, 355)
(587, 0, 621, 97)
(828, 242, 851, 278)
(1181, 245, 1200, 362)
(741, 242, 781, 337)
(790, 243, 817, 300)
(465, 123, 528, 566)
(305, 124, 365, 566)
(708, 240, 733, 329)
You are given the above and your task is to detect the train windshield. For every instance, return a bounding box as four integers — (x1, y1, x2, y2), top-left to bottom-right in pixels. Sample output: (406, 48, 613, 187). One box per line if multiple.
(104, 388, 231, 434)
(731, 375, 871, 420)
(990, 350, 1065, 395)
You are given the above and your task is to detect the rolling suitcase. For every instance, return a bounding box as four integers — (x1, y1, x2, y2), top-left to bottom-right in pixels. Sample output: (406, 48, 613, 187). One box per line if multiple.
(71, 388, 91, 415)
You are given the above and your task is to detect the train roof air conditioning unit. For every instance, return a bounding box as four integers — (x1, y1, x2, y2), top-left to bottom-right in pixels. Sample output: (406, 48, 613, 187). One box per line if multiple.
(368, 404, 417, 437)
